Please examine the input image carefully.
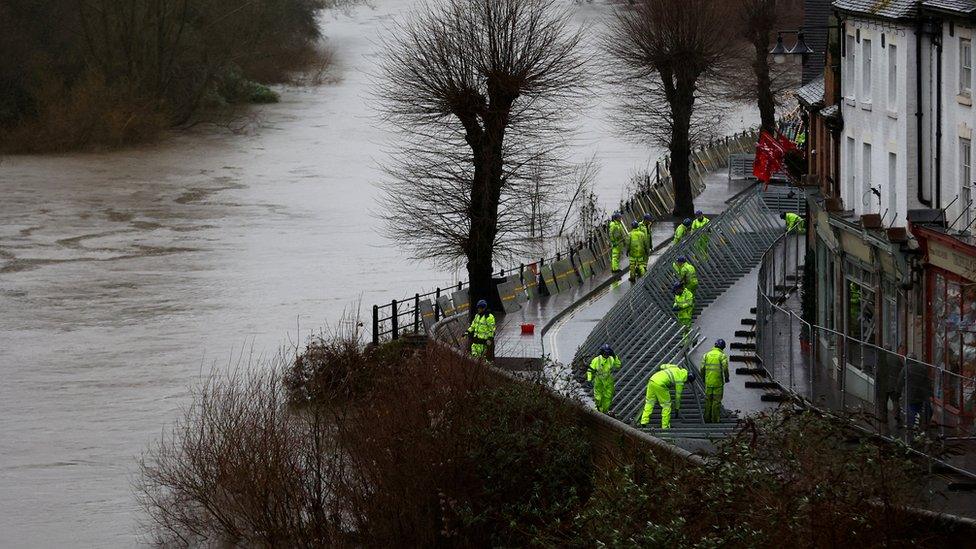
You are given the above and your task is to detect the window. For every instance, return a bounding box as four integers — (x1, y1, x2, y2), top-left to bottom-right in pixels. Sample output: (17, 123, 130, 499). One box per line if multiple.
(888, 152, 898, 219)
(961, 137, 972, 227)
(887, 44, 898, 107)
(961, 38, 972, 95)
(929, 272, 976, 411)
(846, 34, 856, 97)
(847, 137, 856, 207)
(862, 39, 872, 100)
(863, 142, 873, 212)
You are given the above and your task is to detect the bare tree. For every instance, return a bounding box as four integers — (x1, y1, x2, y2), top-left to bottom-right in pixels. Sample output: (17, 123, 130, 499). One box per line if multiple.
(729, 0, 804, 133)
(376, 0, 586, 310)
(604, 0, 738, 218)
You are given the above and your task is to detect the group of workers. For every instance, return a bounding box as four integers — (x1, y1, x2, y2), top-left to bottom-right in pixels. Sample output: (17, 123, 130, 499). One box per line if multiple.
(609, 212, 655, 282)
(466, 205, 808, 429)
(583, 207, 807, 426)
(587, 338, 730, 428)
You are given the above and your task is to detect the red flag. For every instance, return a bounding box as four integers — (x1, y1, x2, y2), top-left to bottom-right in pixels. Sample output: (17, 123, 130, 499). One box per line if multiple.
(753, 130, 797, 189)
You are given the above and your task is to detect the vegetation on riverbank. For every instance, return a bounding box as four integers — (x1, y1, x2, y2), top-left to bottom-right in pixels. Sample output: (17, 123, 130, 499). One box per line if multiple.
(138, 334, 964, 547)
(0, 0, 347, 153)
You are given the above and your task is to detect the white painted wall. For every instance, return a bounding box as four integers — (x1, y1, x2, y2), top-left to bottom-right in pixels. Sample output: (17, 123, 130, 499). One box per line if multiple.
(839, 19, 918, 226)
(940, 24, 976, 231)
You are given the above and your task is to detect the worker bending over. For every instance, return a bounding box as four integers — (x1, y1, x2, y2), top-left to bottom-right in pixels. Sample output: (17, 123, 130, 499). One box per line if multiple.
(639, 363, 693, 429)
(609, 212, 627, 273)
(628, 220, 648, 282)
(781, 212, 805, 234)
(588, 344, 622, 414)
(672, 218, 692, 246)
(467, 300, 496, 359)
(672, 256, 698, 293)
(700, 339, 730, 423)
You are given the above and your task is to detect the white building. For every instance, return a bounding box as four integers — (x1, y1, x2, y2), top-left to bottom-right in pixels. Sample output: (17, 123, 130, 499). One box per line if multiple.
(835, 0, 976, 231)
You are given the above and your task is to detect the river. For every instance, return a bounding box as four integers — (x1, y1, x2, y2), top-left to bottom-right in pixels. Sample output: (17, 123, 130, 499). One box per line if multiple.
(0, 1, 754, 545)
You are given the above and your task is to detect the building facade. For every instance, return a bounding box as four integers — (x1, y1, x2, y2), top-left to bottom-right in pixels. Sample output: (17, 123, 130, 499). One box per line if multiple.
(799, 1, 976, 422)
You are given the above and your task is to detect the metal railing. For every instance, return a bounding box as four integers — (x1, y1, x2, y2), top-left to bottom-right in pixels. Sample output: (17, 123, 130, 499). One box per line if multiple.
(755, 229, 976, 478)
(571, 185, 791, 426)
(370, 129, 760, 344)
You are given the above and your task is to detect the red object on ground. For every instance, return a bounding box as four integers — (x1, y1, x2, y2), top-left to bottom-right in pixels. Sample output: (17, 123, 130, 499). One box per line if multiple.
(521, 323, 535, 335)
(753, 130, 797, 188)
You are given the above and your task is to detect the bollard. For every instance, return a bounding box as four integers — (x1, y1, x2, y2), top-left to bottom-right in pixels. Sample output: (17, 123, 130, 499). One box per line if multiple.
(391, 299, 399, 340)
(435, 287, 441, 321)
(414, 293, 420, 333)
(372, 305, 379, 346)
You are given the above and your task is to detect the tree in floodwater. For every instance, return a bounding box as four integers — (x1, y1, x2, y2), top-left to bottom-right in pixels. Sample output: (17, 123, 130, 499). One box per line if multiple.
(727, 0, 803, 133)
(604, 0, 737, 218)
(376, 0, 586, 310)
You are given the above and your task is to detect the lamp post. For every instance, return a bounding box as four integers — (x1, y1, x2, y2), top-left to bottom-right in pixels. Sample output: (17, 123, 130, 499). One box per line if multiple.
(770, 30, 815, 64)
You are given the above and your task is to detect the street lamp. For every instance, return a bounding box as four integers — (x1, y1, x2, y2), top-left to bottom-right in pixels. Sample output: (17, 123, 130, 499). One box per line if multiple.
(770, 30, 815, 64)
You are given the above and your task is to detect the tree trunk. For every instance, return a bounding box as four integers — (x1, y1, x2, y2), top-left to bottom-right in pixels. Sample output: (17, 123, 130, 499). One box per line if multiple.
(464, 113, 508, 316)
(753, 32, 776, 132)
(670, 85, 696, 219)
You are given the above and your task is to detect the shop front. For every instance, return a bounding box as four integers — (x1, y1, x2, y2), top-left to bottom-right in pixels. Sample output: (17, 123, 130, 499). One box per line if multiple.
(912, 225, 976, 426)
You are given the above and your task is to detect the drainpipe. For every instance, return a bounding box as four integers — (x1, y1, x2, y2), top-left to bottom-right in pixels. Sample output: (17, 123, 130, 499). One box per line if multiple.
(916, 20, 933, 206)
(935, 27, 943, 208)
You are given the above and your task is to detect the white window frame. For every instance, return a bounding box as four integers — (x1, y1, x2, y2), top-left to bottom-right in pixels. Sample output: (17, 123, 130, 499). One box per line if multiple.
(863, 142, 873, 211)
(887, 44, 897, 108)
(846, 34, 857, 98)
(961, 138, 972, 227)
(961, 38, 972, 96)
(862, 39, 873, 101)
(888, 152, 898, 220)
(847, 137, 857, 208)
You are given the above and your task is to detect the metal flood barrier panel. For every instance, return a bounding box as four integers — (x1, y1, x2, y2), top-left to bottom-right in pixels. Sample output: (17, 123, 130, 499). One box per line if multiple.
(572, 186, 794, 428)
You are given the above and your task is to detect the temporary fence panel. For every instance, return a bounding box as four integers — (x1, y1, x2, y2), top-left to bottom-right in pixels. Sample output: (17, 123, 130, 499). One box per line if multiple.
(552, 258, 579, 290)
(419, 299, 437, 331)
(523, 268, 541, 300)
(577, 248, 598, 280)
(451, 289, 470, 317)
(437, 295, 456, 318)
(508, 274, 529, 305)
(540, 263, 559, 294)
(496, 279, 523, 314)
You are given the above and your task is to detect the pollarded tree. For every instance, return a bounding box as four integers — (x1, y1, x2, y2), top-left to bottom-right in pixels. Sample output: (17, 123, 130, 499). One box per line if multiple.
(731, 0, 804, 133)
(605, 0, 738, 218)
(376, 0, 586, 311)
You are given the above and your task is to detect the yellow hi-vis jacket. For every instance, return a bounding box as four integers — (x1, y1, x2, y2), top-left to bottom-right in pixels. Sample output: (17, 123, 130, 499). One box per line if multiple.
(700, 347, 730, 388)
(467, 313, 496, 343)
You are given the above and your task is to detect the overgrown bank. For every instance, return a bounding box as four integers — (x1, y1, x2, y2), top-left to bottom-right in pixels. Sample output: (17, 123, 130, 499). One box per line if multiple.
(0, 0, 344, 152)
(138, 335, 969, 547)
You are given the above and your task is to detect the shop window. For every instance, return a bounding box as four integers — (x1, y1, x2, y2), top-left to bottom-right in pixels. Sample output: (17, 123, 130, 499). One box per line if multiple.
(929, 271, 976, 411)
(845, 259, 877, 370)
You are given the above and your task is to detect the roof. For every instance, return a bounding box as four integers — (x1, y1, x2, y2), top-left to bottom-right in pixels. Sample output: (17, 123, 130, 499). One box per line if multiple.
(796, 76, 826, 107)
(832, 0, 920, 19)
(922, 0, 976, 14)
(822, 104, 841, 119)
